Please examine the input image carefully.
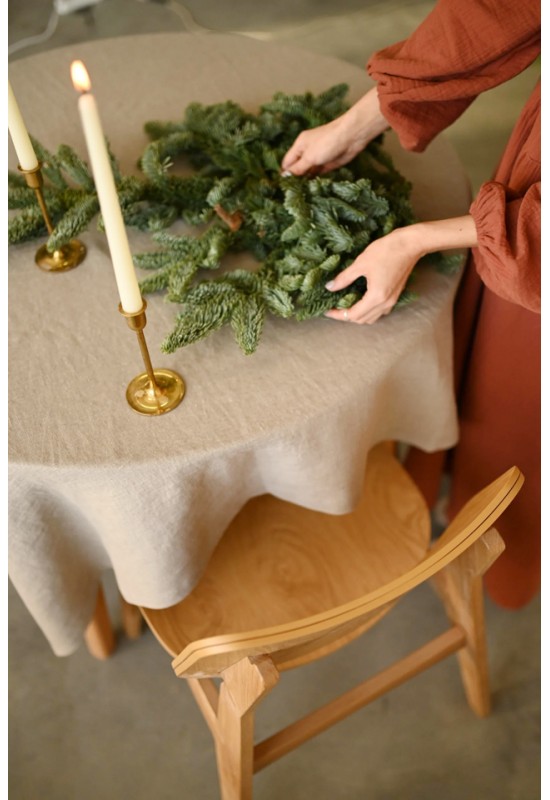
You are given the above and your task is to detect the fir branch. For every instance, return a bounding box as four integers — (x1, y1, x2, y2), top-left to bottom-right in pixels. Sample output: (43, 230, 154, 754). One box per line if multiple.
(8, 192, 67, 245)
(8, 170, 27, 189)
(421, 251, 463, 274)
(200, 226, 235, 268)
(161, 283, 239, 352)
(230, 294, 266, 355)
(123, 201, 179, 232)
(8, 185, 33, 209)
(143, 119, 187, 140)
(154, 175, 216, 222)
(278, 274, 304, 292)
(161, 305, 229, 353)
(301, 266, 324, 292)
(281, 180, 310, 241)
(149, 230, 197, 254)
(274, 252, 309, 274)
(329, 197, 368, 225)
(139, 132, 197, 182)
(206, 176, 238, 207)
(330, 180, 363, 203)
(165, 260, 201, 301)
(291, 234, 328, 264)
(260, 144, 282, 174)
(318, 253, 341, 273)
(30, 136, 67, 189)
(311, 203, 355, 253)
(137, 258, 197, 298)
(260, 83, 349, 130)
(395, 287, 418, 306)
(335, 291, 363, 309)
(46, 194, 100, 252)
(261, 282, 294, 317)
(8, 206, 47, 244)
(223, 269, 261, 293)
(56, 144, 95, 191)
(294, 282, 340, 320)
(134, 250, 176, 270)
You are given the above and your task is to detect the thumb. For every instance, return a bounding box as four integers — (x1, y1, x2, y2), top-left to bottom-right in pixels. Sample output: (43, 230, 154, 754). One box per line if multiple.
(325, 261, 362, 292)
(280, 154, 315, 177)
(281, 143, 303, 172)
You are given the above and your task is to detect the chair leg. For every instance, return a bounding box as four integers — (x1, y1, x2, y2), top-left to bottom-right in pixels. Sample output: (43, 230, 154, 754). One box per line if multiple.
(214, 656, 279, 800)
(84, 584, 116, 659)
(119, 594, 144, 639)
(431, 527, 505, 717)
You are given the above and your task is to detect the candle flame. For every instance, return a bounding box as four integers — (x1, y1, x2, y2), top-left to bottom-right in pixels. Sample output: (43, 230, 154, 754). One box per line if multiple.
(71, 60, 91, 92)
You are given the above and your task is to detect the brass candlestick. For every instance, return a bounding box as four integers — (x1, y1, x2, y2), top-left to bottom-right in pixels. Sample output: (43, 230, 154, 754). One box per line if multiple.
(19, 163, 87, 272)
(119, 300, 186, 415)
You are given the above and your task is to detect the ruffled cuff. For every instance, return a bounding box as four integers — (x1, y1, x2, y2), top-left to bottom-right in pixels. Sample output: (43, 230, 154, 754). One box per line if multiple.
(470, 181, 540, 312)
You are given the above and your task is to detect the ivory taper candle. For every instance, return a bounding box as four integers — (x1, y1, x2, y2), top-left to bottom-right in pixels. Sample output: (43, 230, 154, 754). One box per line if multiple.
(70, 60, 142, 313)
(8, 81, 39, 171)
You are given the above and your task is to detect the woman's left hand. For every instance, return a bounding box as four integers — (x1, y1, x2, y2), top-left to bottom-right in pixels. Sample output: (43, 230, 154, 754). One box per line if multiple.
(324, 215, 478, 324)
(324, 227, 423, 325)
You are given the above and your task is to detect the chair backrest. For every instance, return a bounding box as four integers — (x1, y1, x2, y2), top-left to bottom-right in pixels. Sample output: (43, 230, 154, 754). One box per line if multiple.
(171, 465, 524, 678)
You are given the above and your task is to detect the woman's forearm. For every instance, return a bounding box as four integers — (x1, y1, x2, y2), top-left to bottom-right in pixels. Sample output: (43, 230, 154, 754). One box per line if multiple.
(340, 86, 389, 144)
(402, 215, 479, 258)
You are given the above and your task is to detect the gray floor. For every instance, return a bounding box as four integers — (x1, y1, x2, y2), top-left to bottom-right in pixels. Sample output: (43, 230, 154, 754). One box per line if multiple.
(8, 1, 541, 798)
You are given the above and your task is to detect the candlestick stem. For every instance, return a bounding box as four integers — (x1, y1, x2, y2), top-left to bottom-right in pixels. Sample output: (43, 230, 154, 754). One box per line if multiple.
(119, 301, 186, 415)
(18, 163, 86, 272)
(32, 180, 54, 235)
(135, 328, 159, 392)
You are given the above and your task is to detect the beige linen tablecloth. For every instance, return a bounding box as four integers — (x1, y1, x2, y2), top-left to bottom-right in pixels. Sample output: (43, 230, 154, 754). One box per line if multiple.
(8, 33, 470, 656)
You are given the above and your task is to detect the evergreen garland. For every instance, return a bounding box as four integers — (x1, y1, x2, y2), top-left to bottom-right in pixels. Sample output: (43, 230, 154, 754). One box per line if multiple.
(8, 84, 461, 355)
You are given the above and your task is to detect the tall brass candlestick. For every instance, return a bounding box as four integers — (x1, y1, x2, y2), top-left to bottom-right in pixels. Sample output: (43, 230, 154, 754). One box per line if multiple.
(119, 300, 186, 415)
(19, 163, 87, 272)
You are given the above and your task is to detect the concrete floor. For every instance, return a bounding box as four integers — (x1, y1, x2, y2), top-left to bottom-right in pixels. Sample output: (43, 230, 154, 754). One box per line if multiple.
(8, 1, 541, 798)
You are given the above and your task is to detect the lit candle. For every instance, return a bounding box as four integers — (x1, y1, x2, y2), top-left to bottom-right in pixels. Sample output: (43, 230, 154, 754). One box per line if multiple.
(70, 60, 143, 313)
(8, 80, 39, 171)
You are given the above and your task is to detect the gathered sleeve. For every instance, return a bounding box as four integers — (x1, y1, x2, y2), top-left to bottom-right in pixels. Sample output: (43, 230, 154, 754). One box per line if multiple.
(470, 181, 540, 312)
(367, 0, 540, 152)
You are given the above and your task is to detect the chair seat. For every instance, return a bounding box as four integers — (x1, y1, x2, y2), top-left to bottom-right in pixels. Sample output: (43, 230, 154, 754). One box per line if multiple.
(141, 442, 431, 661)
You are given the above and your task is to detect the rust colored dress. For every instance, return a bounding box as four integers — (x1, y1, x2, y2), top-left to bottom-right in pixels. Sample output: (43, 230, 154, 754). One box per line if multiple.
(367, 0, 541, 608)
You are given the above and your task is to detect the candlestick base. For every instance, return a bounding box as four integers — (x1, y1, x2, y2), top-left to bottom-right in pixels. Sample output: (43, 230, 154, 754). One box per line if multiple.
(18, 164, 87, 272)
(119, 300, 186, 415)
(35, 239, 87, 272)
(126, 368, 186, 416)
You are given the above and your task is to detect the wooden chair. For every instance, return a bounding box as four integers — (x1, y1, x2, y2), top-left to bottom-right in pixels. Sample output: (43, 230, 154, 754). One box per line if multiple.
(138, 442, 523, 800)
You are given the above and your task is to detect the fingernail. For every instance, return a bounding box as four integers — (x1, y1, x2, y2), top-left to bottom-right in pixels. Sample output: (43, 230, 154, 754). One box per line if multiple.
(325, 281, 335, 290)
(281, 170, 292, 177)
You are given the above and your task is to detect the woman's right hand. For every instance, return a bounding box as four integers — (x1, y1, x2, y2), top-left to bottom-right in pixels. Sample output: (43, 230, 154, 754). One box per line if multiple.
(281, 86, 389, 177)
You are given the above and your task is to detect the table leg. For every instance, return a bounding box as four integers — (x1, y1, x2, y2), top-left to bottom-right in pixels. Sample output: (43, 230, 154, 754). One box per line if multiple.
(84, 584, 116, 659)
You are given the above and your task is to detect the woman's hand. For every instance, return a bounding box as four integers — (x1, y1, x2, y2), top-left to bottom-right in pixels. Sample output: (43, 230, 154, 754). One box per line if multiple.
(281, 87, 388, 176)
(324, 216, 479, 325)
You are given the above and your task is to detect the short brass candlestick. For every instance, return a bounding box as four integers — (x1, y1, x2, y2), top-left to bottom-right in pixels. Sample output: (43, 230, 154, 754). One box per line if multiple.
(119, 300, 186, 415)
(19, 163, 87, 272)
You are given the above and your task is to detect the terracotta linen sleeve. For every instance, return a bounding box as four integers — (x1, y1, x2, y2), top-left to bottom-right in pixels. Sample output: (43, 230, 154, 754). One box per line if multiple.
(469, 181, 540, 313)
(367, 0, 540, 152)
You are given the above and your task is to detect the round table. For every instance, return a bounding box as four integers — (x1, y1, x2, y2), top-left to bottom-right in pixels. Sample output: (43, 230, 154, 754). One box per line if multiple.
(8, 32, 471, 656)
